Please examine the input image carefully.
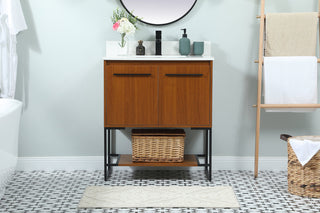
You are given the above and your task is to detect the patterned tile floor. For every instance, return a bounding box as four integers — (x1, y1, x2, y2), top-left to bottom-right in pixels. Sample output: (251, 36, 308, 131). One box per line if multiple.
(0, 170, 320, 212)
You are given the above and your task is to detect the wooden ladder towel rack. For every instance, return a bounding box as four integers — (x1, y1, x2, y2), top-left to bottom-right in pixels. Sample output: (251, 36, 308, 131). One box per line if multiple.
(254, 0, 320, 178)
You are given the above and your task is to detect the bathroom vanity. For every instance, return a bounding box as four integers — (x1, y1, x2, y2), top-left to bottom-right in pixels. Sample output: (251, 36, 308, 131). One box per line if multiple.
(103, 54, 214, 181)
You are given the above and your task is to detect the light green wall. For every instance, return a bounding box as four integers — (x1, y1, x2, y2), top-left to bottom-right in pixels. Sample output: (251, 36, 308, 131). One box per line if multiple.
(16, 0, 320, 157)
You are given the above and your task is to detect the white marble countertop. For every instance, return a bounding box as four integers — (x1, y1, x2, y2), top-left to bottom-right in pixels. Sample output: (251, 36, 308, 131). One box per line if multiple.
(103, 55, 214, 61)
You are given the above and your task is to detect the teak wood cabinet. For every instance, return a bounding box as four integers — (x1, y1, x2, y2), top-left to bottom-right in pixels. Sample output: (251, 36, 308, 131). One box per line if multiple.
(104, 61, 212, 128)
(103, 59, 213, 181)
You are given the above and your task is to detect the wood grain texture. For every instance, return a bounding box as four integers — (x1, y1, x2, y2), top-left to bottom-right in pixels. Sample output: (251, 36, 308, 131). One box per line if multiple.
(158, 62, 212, 127)
(118, 154, 198, 167)
(254, 0, 265, 179)
(105, 62, 158, 127)
(254, 104, 320, 108)
(104, 61, 212, 128)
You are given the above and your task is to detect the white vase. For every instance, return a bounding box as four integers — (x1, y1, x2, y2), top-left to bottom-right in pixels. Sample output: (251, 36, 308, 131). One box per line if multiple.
(117, 44, 128, 56)
(117, 34, 129, 56)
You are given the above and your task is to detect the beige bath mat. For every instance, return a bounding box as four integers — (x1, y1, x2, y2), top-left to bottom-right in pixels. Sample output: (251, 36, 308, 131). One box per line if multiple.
(78, 186, 240, 208)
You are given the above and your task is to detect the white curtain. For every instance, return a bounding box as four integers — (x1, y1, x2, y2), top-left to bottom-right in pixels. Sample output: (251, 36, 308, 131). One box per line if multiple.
(0, 0, 27, 98)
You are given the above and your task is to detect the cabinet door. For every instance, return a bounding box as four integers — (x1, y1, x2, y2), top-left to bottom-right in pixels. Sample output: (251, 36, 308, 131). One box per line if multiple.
(105, 62, 158, 127)
(158, 62, 212, 127)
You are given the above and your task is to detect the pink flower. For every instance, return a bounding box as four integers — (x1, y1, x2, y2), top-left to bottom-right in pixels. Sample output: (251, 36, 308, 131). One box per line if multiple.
(113, 21, 120, 31)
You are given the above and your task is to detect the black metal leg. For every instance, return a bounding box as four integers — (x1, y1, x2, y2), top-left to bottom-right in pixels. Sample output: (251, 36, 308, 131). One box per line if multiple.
(192, 128, 212, 182)
(107, 129, 111, 176)
(205, 129, 208, 173)
(209, 128, 212, 182)
(104, 128, 112, 181)
(104, 127, 107, 181)
(104, 128, 124, 181)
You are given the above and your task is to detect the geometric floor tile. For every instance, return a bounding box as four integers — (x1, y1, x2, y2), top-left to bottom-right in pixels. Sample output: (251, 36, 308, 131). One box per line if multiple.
(0, 170, 320, 212)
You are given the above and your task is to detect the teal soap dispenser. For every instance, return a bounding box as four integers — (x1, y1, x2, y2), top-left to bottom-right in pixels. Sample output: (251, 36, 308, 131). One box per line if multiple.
(179, 28, 190, 55)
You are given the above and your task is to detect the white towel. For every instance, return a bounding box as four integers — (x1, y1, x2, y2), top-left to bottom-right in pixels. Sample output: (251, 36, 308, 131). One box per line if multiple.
(0, 0, 27, 35)
(263, 56, 318, 112)
(0, 0, 27, 98)
(289, 138, 320, 166)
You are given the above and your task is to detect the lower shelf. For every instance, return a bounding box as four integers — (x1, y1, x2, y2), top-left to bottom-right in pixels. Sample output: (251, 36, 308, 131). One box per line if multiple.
(117, 154, 199, 167)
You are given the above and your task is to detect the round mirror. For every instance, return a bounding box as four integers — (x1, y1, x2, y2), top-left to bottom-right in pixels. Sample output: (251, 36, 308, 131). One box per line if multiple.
(120, 0, 197, 26)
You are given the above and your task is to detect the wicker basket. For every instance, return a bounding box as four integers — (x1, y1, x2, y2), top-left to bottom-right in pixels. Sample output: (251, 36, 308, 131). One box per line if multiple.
(132, 129, 185, 163)
(281, 134, 320, 198)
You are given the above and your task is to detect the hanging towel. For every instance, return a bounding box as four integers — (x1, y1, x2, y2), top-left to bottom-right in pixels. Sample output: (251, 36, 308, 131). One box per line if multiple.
(289, 137, 320, 166)
(0, 0, 27, 99)
(0, 0, 27, 34)
(265, 12, 318, 57)
(263, 56, 317, 112)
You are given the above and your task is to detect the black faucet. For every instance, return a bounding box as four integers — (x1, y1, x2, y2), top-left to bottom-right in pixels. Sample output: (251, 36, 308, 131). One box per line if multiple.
(155, 30, 162, 55)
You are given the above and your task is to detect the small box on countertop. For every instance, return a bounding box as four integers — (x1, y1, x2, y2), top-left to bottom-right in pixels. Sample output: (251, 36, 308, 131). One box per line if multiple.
(193, 42, 204, 56)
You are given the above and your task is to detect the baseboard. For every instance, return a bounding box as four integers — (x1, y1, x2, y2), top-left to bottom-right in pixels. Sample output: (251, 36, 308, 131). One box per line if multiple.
(211, 156, 287, 171)
(17, 156, 104, 171)
(17, 156, 287, 171)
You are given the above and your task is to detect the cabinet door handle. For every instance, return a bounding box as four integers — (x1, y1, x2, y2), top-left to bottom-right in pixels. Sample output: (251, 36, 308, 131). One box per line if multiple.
(165, 74, 203, 77)
(113, 73, 151, 76)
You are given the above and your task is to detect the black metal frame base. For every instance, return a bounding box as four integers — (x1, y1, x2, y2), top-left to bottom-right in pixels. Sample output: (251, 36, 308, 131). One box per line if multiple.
(104, 127, 212, 181)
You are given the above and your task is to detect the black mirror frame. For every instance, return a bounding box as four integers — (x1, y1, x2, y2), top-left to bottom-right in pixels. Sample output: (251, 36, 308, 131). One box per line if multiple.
(120, 0, 197, 26)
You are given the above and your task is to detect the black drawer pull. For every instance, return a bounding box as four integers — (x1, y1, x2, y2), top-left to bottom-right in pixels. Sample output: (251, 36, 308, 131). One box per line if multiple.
(165, 74, 203, 77)
(113, 73, 151, 76)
